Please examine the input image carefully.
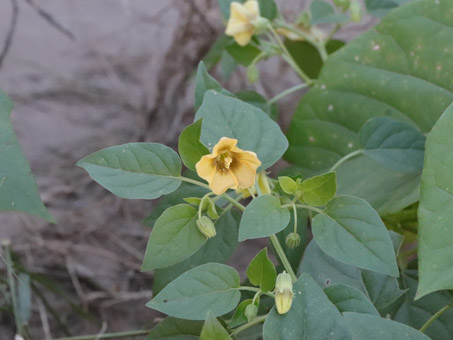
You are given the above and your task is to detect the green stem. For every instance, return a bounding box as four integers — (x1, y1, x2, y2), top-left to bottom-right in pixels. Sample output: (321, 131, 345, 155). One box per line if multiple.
(267, 26, 312, 84)
(419, 303, 453, 333)
(282, 203, 323, 215)
(198, 192, 214, 219)
(291, 203, 298, 234)
(329, 149, 364, 172)
(230, 314, 267, 336)
(49, 330, 150, 340)
(179, 176, 210, 190)
(222, 194, 246, 211)
(270, 235, 297, 282)
(266, 83, 309, 106)
(239, 286, 274, 298)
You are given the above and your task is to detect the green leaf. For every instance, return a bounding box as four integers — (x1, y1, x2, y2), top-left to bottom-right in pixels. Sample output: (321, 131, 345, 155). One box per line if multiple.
(147, 263, 241, 320)
(258, 0, 278, 20)
(200, 311, 232, 340)
(0, 90, 53, 222)
(418, 102, 453, 298)
(195, 62, 233, 110)
(146, 317, 203, 340)
(365, 0, 400, 17)
(220, 50, 238, 81)
(310, 0, 335, 24)
(225, 43, 261, 66)
(203, 35, 233, 70)
(299, 240, 366, 292)
(246, 248, 277, 292)
(235, 90, 278, 121)
(263, 273, 351, 340)
(142, 204, 206, 270)
(312, 195, 399, 276)
(196, 91, 288, 170)
(394, 270, 453, 340)
(299, 172, 336, 206)
(229, 299, 259, 328)
(179, 120, 210, 171)
(359, 117, 425, 173)
(77, 143, 182, 200)
(152, 211, 240, 294)
(344, 312, 431, 340)
(324, 284, 379, 315)
(239, 195, 290, 241)
(278, 176, 298, 195)
(286, 0, 453, 213)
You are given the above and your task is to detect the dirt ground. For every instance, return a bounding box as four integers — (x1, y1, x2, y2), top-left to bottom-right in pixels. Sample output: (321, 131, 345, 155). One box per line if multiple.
(0, 0, 373, 338)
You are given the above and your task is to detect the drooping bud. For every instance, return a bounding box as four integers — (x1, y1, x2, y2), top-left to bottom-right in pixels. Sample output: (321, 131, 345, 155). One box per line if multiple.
(257, 171, 272, 195)
(285, 232, 301, 249)
(275, 271, 294, 314)
(251, 16, 270, 34)
(247, 64, 259, 83)
(196, 216, 216, 239)
(349, 0, 362, 22)
(244, 303, 258, 322)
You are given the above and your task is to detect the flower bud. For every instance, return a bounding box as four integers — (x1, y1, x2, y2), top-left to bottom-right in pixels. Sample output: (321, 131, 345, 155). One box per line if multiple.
(333, 0, 350, 11)
(244, 303, 258, 322)
(247, 64, 259, 83)
(275, 271, 294, 314)
(196, 216, 216, 239)
(286, 232, 301, 249)
(257, 171, 272, 195)
(251, 16, 270, 34)
(349, 0, 362, 22)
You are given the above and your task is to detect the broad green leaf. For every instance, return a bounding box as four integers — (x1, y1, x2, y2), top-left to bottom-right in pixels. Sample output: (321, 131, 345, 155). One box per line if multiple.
(225, 43, 261, 66)
(220, 50, 237, 81)
(200, 311, 232, 340)
(394, 270, 453, 340)
(179, 120, 210, 171)
(246, 248, 276, 292)
(286, 0, 453, 214)
(229, 299, 259, 328)
(365, 0, 400, 17)
(359, 117, 425, 173)
(312, 195, 399, 276)
(143, 182, 209, 227)
(146, 317, 203, 340)
(77, 143, 182, 200)
(152, 211, 240, 294)
(195, 62, 233, 110)
(196, 91, 288, 170)
(239, 195, 290, 241)
(299, 172, 336, 206)
(418, 102, 453, 298)
(299, 240, 366, 293)
(235, 90, 278, 121)
(278, 176, 298, 195)
(310, 0, 335, 24)
(258, 0, 278, 20)
(0, 90, 53, 222)
(344, 312, 431, 340)
(147, 263, 241, 320)
(324, 284, 379, 315)
(263, 273, 351, 340)
(142, 204, 205, 270)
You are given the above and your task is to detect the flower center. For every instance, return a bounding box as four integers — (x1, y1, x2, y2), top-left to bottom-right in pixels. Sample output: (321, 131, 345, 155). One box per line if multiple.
(217, 152, 233, 171)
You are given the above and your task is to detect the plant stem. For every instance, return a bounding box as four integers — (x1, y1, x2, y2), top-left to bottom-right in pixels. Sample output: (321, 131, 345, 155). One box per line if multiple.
(281, 203, 323, 215)
(269, 235, 297, 282)
(267, 25, 312, 84)
(179, 176, 210, 190)
(291, 203, 298, 234)
(329, 149, 364, 172)
(49, 330, 150, 340)
(419, 303, 453, 333)
(222, 194, 246, 211)
(239, 286, 274, 298)
(230, 314, 267, 336)
(266, 83, 309, 106)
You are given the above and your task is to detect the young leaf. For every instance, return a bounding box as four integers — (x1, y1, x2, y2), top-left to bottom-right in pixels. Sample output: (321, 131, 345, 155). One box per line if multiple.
(359, 117, 425, 173)
(195, 91, 288, 170)
(312, 195, 399, 277)
(195, 62, 233, 110)
(142, 204, 206, 270)
(324, 284, 379, 316)
(418, 102, 453, 298)
(278, 176, 298, 195)
(344, 312, 431, 340)
(263, 273, 351, 340)
(77, 143, 182, 200)
(179, 120, 210, 171)
(145, 317, 203, 340)
(0, 90, 54, 222)
(310, 0, 335, 24)
(299, 172, 336, 206)
(147, 263, 241, 320)
(239, 195, 290, 241)
(200, 311, 232, 340)
(229, 299, 259, 328)
(225, 43, 261, 67)
(246, 248, 277, 292)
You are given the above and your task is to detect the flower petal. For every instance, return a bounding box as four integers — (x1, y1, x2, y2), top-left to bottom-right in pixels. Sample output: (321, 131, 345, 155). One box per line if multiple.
(231, 151, 261, 188)
(195, 154, 216, 182)
(233, 32, 253, 46)
(210, 169, 238, 195)
(226, 20, 250, 36)
(212, 137, 238, 155)
(243, 0, 260, 18)
(230, 2, 249, 21)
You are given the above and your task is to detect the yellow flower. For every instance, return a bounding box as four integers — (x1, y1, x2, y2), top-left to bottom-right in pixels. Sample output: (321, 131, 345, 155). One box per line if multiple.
(196, 137, 261, 195)
(275, 271, 294, 314)
(225, 0, 260, 46)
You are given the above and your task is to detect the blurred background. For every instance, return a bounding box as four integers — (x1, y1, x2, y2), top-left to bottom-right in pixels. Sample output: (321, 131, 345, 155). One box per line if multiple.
(0, 0, 373, 338)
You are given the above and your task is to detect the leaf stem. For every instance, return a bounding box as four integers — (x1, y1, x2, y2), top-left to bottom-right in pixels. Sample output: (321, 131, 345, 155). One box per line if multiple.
(281, 203, 323, 215)
(222, 193, 246, 211)
(179, 176, 210, 190)
(269, 234, 297, 282)
(291, 203, 298, 234)
(49, 330, 150, 340)
(419, 303, 453, 333)
(266, 83, 309, 106)
(230, 314, 267, 336)
(329, 149, 364, 172)
(238, 286, 274, 298)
